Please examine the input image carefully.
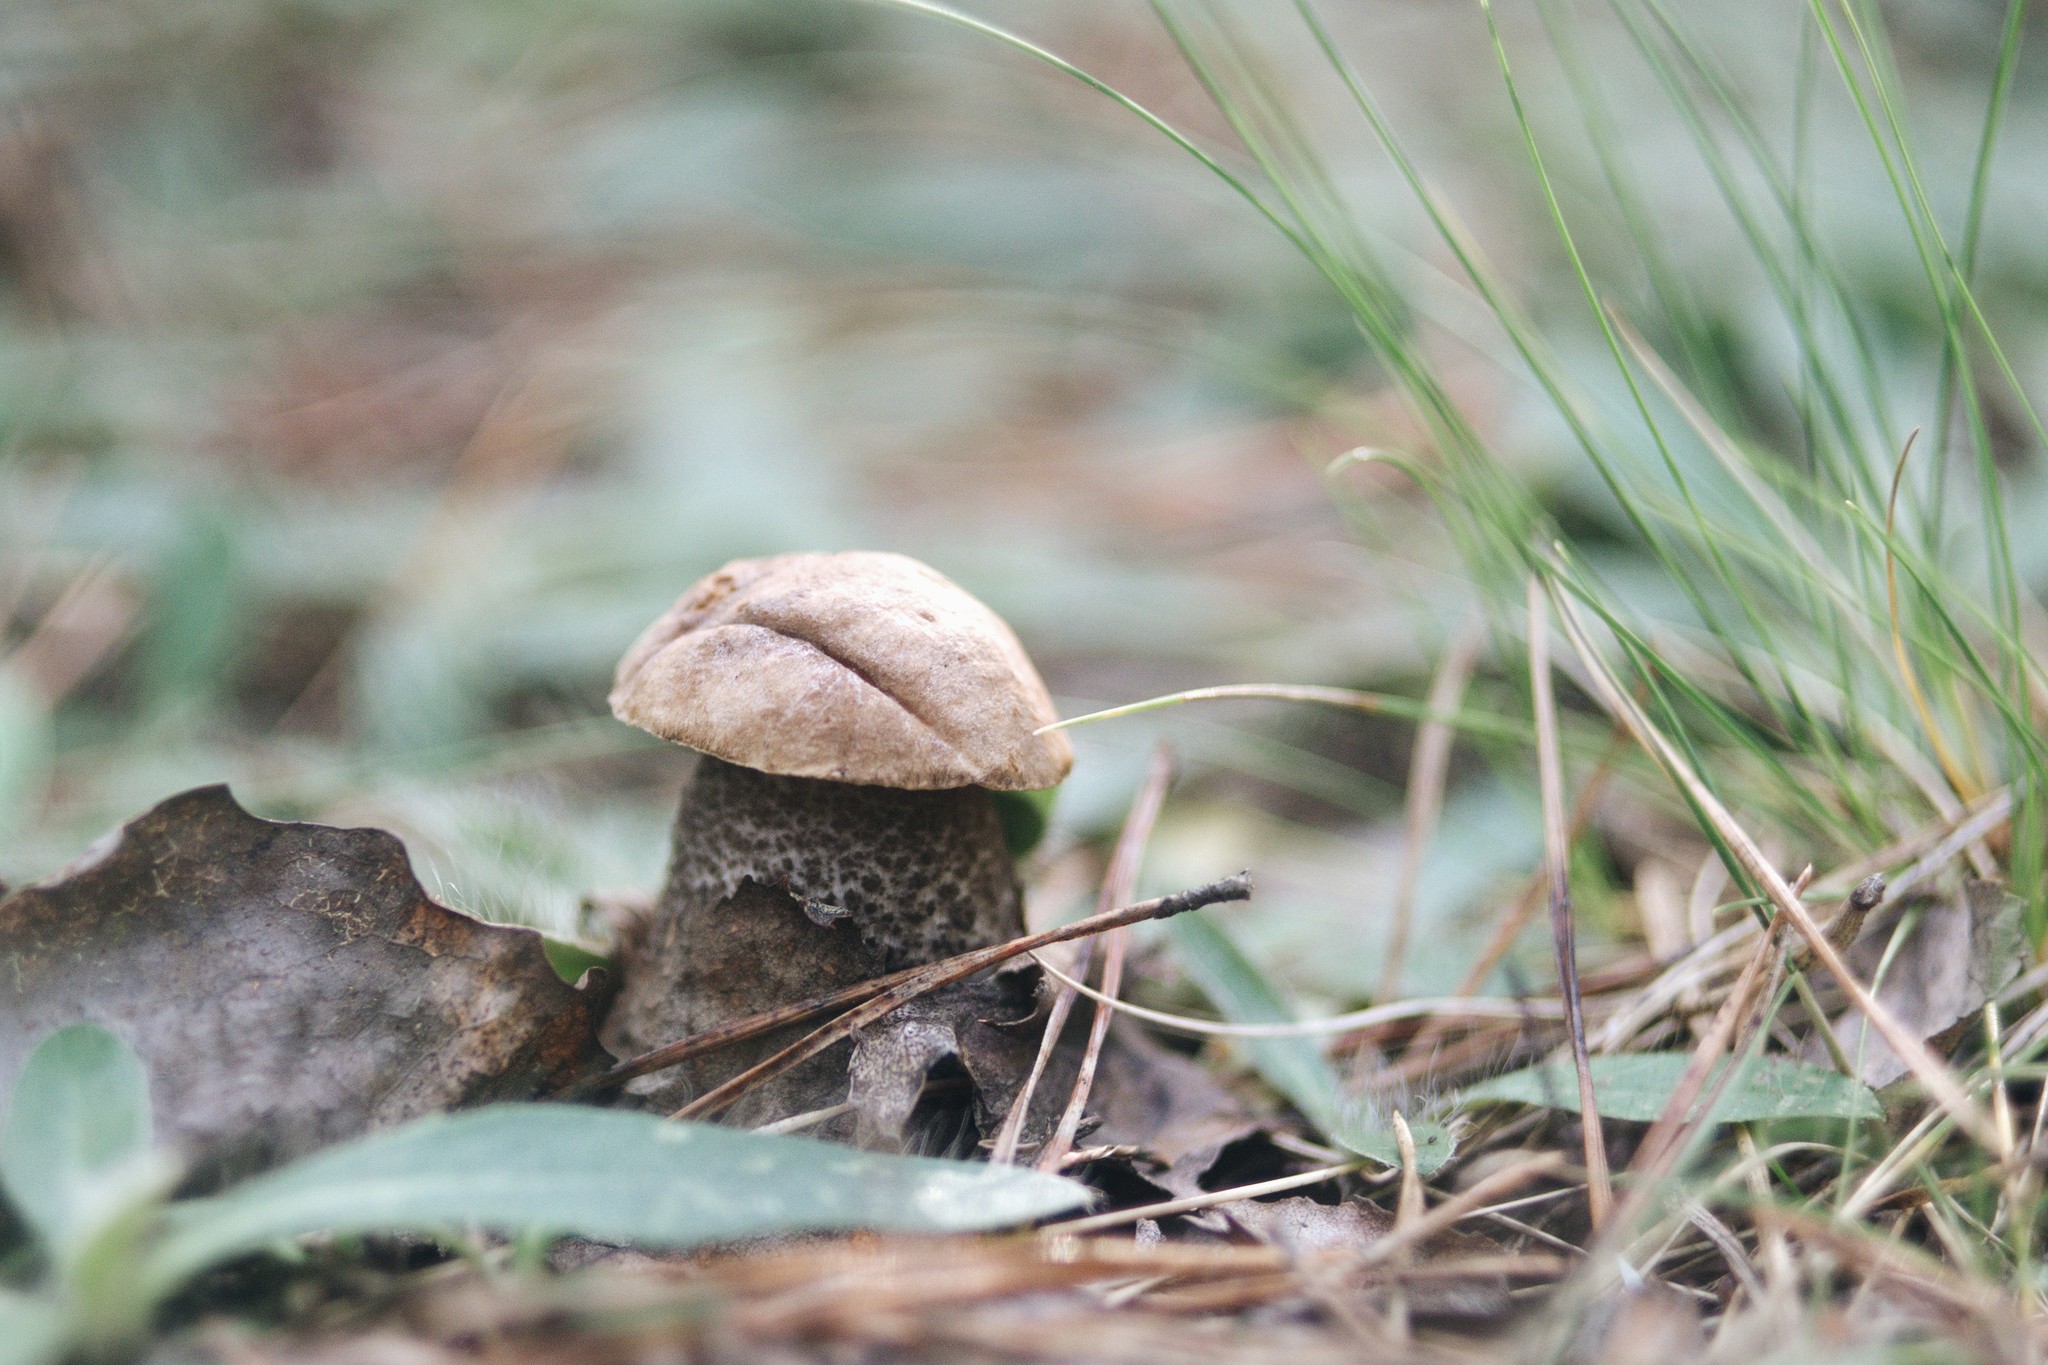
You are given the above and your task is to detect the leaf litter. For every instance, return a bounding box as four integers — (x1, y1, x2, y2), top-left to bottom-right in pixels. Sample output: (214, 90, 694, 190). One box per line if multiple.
(0, 785, 611, 1189)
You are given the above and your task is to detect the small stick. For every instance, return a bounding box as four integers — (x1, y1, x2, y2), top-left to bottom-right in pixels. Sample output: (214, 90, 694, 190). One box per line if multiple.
(1622, 909, 1787, 1197)
(987, 940, 1090, 1163)
(560, 962, 945, 1099)
(1381, 616, 1487, 1000)
(668, 874, 1254, 1121)
(1036, 745, 1174, 1171)
(1039, 1161, 1360, 1237)
(992, 747, 1173, 1165)
(1530, 575, 1612, 1227)
(1405, 721, 1625, 1059)
(562, 873, 1245, 1100)
(1358, 1153, 1566, 1267)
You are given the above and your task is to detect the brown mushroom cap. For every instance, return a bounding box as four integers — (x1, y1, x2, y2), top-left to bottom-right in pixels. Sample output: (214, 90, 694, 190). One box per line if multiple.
(610, 551, 1074, 790)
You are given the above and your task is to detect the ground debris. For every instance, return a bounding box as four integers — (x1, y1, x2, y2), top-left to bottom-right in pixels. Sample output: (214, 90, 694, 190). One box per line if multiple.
(0, 785, 612, 1188)
(154, 1233, 1546, 1365)
(1811, 878, 2025, 1087)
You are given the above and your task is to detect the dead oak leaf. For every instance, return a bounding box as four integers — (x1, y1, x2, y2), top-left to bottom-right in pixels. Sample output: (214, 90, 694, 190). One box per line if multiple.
(0, 784, 611, 1188)
(1817, 879, 2027, 1088)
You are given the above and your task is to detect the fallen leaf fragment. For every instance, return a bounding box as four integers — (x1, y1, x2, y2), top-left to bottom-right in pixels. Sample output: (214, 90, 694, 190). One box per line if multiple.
(1820, 879, 2027, 1088)
(0, 785, 610, 1187)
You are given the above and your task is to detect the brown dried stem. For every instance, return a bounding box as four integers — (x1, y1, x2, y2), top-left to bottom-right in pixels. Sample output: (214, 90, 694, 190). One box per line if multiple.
(1034, 744, 1174, 1171)
(1380, 616, 1486, 1000)
(668, 874, 1254, 1121)
(1529, 574, 1612, 1227)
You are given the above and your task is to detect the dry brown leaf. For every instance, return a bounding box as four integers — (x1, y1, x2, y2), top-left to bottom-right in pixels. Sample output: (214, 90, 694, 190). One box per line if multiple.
(1819, 880, 2027, 1087)
(0, 785, 611, 1187)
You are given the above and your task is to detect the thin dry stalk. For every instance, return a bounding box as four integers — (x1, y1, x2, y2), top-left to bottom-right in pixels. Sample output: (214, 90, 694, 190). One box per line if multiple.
(1041, 1161, 1361, 1237)
(1546, 579, 2005, 1153)
(1681, 1198, 1766, 1304)
(670, 874, 1253, 1120)
(1755, 1205, 2013, 1320)
(1385, 1110, 1425, 1343)
(1623, 912, 1787, 1195)
(988, 936, 1091, 1162)
(1405, 722, 1626, 1062)
(1358, 1152, 1567, 1267)
(1037, 744, 1175, 1171)
(4, 555, 136, 705)
(1735, 1126, 1795, 1294)
(1381, 616, 1486, 1000)
(571, 873, 1247, 1100)
(1023, 963, 1569, 1038)
(1529, 574, 1612, 1227)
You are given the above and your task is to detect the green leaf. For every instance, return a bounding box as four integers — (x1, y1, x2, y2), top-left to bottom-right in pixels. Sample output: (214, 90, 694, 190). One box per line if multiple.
(1460, 1053, 1882, 1124)
(0, 1288, 64, 1365)
(1168, 917, 1453, 1173)
(539, 935, 611, 985)
(145, 1105, 1092, 1290)
(992, 786, 1058, 857)
(1, 1024, 157, 1259)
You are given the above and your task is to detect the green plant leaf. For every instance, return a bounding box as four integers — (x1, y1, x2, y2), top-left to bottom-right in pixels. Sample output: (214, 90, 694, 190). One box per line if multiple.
(992, 785, 1057, 857)
(145, 1105, 1092, 1291)
(1168, 916, 1453, 1173)
(1460, 1053, 1882, 1124)
(539, 935, 611, 985)
(0, 1024, 157, 1260)
(0, 1288, 64, 1365)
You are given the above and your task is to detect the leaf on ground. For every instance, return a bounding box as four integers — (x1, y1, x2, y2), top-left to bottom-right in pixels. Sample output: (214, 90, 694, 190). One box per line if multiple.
(0, 1289, 62, 1365)
(1168, 916, 1454, 1173)
(0, 786, 612, 1187)
(846, 974, 1056, 1150)
(1223, 1194, 1392, 1252)
(1460, 1052, 1881, 1123)
(1818, 880, 2028, 1088)
(1084, 1019, 1262, 1198)
(146, 1105, 1093, 1289)
(0, 1023, 158, 1259)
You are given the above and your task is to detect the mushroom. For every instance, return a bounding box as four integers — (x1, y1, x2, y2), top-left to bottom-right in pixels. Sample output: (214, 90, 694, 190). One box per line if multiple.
(600, 551, 1072, 1136)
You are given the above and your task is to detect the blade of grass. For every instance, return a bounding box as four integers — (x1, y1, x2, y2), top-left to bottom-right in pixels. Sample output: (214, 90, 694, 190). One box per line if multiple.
(1546, 574, 2004, 1153)
(1528, 575, 1612, 1226)
(1381, 615, 1486, 1000)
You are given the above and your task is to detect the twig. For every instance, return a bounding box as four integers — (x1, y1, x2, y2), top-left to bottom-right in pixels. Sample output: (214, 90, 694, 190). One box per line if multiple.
(1735, 1126, 1794, 1296)
(1382, 617, 1486, 1000)
(1024, 961, 1569, 1037)
(565, 873, 1245, 1101)
(669, 874, 1254, 1121)
(753, 1102, 855, 1135)
(1681, 1198, 1767, 1305)
(1358, 1153, 1566, 1267)
(1040, 1161, 1360, 1237)
(1546, 577, 2005, 1154)
(1035, 683, 1516, 740)
(987, 941, 1089, 1162)
(1530, 574, 1612, 1227)
(1386, 1111, 1423, 1341)
(1037, 745, 1174, 1172)
(1619, 909, 1787, 1218)
(1409, 720, 1626, 1059)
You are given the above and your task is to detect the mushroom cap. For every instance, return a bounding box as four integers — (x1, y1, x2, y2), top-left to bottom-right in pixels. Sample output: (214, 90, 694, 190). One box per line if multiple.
(610, 551, 1074, 790)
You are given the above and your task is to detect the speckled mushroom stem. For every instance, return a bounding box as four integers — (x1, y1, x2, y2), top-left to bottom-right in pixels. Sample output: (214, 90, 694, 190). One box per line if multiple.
(600, 755, 1026, 1122)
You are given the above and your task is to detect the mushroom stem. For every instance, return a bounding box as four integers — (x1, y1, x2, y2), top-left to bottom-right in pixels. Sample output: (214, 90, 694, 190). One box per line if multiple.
(600, 756, 1026, 1122)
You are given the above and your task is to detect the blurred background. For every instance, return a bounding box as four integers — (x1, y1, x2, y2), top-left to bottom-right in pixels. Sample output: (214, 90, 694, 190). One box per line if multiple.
(1, 0, 2041, 1011)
